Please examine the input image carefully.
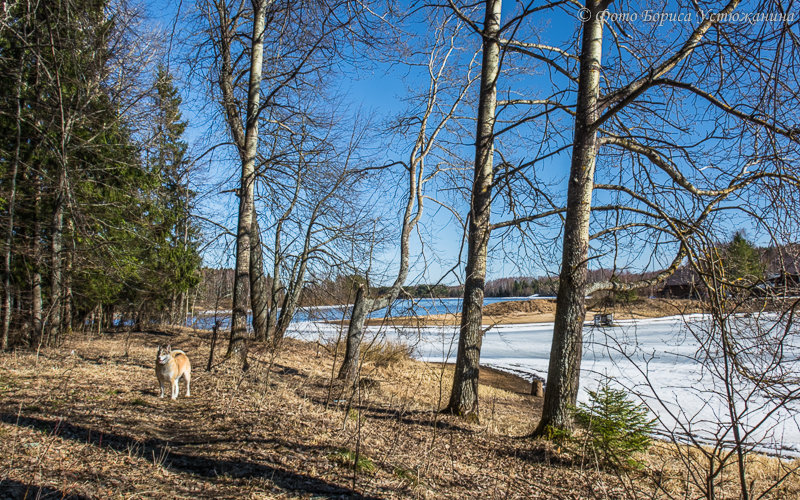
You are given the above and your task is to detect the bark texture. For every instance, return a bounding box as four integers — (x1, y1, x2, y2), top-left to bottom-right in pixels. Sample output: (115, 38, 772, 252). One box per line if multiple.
(48, 152, 66, 346)
(533, 2, 604, 434)
(2, 72, 22, 350)
(272, 232, 310, 345)
(226, 0, 267, 367)
(249, 209, 270, 342)
(32, 178, 43, 347)
(337, 284, 369, 381)
(445, 0, 502, 418)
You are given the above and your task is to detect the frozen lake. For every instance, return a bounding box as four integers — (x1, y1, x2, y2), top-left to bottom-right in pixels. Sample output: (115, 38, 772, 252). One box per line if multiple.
(188, 296, 532, 329)
(287, 314, 800, 458)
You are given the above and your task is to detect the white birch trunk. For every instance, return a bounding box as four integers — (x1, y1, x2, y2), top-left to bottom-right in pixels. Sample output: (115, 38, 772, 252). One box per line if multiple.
(534, 1, 604, 433)
(227, 0, 267, 369)
(446, 0, 502, 418)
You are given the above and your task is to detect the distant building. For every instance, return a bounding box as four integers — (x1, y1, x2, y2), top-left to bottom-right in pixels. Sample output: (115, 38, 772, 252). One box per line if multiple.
(763, 248, 800, 295)
(657, 267, 703, 299)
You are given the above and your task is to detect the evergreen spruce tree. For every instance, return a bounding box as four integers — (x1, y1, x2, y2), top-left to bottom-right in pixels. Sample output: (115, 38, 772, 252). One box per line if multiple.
(724, 232, 764, 284)
(0, 1, 201, 345)
(139, 66, 200, 324)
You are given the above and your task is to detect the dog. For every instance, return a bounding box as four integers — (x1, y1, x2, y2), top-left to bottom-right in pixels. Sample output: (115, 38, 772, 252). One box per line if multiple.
(155, 345, 191, 400)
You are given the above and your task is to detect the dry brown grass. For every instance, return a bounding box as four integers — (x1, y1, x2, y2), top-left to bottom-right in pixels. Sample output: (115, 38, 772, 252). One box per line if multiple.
(0, 328, 797, 499)
(639, 440, 800, 499)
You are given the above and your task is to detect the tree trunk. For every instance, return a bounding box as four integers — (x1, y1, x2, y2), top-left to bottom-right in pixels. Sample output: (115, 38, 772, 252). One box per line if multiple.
(533, 2, 604, 434)
(207, 321, 219, 371)
(61, 219, 74, 342)
(48, 152, 67, 347)
(266, 271, 279, 339)
(249, 208, 270, 342)
(226, 0, 267, 369)
(105, 305, 115, 330)
(445, 0, 502, 419)
(181, 192, 190, 325)
(272, 257, 308, 345)
(31, 177, 43, 347)
(2, 70, 23, 350)
(177, 292, 185, 325)
(272, 209, 317, 346)
(169, 293, 177, 325)
(337, 284, 369, 381)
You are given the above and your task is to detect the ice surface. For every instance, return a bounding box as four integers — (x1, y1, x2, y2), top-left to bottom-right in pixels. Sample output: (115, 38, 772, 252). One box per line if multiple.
(288, 314, 800, 457)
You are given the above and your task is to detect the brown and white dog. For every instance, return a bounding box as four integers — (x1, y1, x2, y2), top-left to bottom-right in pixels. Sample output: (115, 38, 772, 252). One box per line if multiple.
(155, 345, 191, 400)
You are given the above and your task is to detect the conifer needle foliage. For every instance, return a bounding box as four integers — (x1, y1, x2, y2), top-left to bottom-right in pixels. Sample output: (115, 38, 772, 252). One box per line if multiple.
(573, 382, 655, 469)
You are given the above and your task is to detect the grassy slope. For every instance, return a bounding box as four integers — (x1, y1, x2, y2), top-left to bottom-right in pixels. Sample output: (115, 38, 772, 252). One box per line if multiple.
(0, 328, 797, 499)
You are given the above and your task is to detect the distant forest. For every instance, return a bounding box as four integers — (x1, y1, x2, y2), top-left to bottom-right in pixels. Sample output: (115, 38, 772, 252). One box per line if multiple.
(195, 268, 652, 308)
(194, 234, 796, 309)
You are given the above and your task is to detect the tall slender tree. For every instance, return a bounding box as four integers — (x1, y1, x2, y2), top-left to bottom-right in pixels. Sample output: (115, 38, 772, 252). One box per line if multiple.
(140, 65, 200, 324)
(444, 0, 502, 418)
(337, 14, 476, 381)
(534, 0, 800, 434)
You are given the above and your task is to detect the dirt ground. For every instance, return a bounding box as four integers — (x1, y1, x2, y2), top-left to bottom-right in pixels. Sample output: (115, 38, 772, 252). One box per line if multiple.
(1, 328, 797, 499)
(368, 298, 707, 327)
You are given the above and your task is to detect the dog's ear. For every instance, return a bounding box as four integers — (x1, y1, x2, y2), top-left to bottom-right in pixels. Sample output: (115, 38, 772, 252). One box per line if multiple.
(166, 344, 171, 353)
(157, 345, 162, 354)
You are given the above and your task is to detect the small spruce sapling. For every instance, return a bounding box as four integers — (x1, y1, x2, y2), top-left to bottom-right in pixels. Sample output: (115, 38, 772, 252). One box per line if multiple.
(573, 381, 655, 469)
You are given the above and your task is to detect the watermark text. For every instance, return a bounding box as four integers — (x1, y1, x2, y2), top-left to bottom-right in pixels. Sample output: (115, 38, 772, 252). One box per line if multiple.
(577, 8, 795, 26)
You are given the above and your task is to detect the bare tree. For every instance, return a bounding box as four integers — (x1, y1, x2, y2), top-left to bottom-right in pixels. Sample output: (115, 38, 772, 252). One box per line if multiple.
(437, 0, 570, 417)
(197, 0, 387, 366)
(262, 127, 373, 346)
(533, 0, 800, 434)
(337, 13, 478, 382)
(249, 211, 270, 341)
(441, 0, 503, 417)
(202, 0, 267, 367)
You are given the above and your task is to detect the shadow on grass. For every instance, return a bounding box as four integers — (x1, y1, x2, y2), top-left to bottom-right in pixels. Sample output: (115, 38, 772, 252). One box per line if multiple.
(1, 413, 379, 499)
(0, 478, 92, 500)
(309, 397, 472, 433)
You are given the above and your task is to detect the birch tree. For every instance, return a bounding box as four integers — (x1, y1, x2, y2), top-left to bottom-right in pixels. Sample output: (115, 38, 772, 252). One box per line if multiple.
(202, 0, 266, 366)
(534, 0, 800, 433)
(443, 0, 503, 417)
(198, 0, 385, 365)
(439, 0, 568, 417)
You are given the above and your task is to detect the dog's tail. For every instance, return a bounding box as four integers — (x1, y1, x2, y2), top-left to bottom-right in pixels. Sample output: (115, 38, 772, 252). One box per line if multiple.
(171, 349, 188, 357)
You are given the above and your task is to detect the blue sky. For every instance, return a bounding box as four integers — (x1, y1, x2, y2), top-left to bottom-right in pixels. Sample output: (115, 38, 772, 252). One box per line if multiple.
(138, 0, 792, 285)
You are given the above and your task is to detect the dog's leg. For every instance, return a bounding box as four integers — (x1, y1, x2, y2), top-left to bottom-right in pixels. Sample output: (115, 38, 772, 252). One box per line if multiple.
(185, 371, 191, 397)
(159, 381, 165, 398)
(171, 379, 179, 400)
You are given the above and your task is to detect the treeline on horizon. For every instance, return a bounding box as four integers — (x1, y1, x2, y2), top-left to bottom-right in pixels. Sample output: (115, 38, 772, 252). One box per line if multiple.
(192, 270, 656, 308)
(193, 232, 788, 309)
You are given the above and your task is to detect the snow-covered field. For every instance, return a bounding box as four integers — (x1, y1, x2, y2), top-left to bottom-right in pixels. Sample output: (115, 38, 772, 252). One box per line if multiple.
(288, 315, 800, 458)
